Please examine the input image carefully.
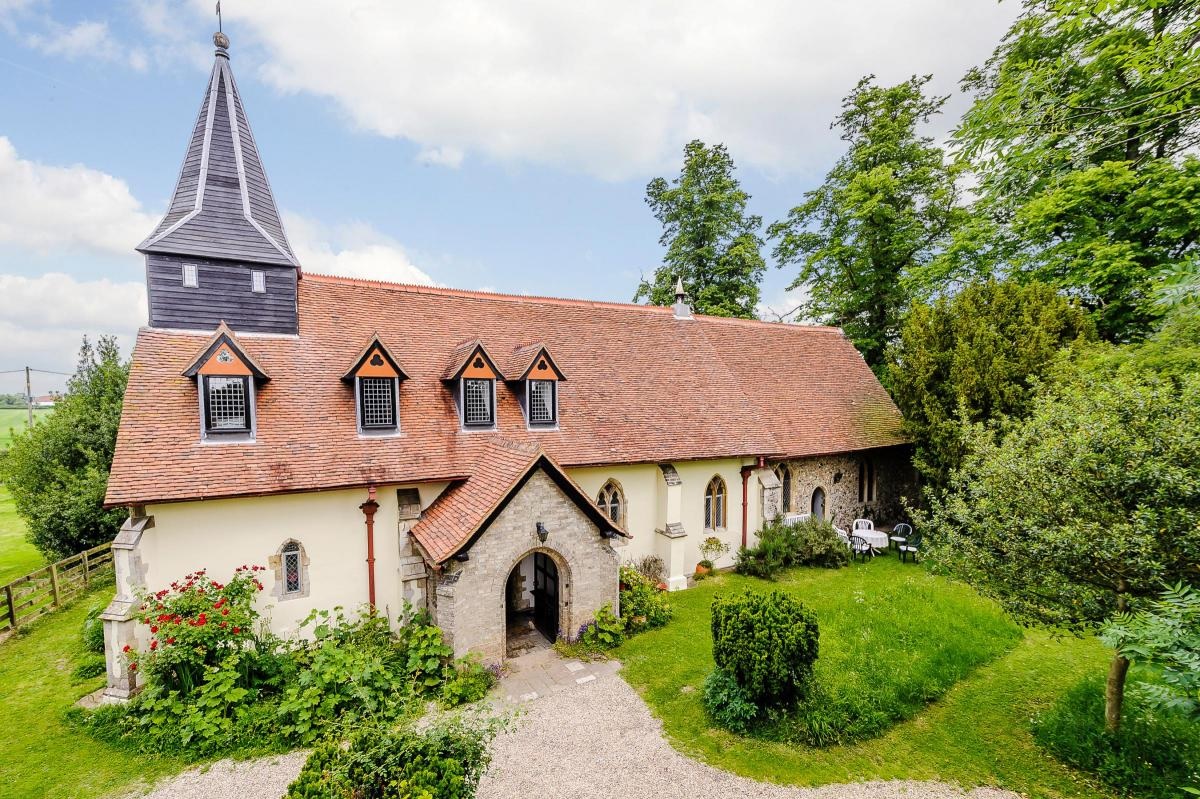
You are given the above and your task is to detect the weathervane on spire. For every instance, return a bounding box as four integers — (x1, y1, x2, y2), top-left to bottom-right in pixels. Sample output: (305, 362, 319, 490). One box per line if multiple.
(213, 1, 230, 50)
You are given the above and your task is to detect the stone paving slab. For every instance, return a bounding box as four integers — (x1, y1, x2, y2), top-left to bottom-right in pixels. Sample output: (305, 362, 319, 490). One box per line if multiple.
(498, 647, 619, 704)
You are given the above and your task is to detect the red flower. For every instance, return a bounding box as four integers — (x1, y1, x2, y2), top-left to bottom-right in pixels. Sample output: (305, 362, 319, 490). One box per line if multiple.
(150, 626, 158, 633)
(122, 644, 131, 653)
(129, 663, 137, 671)
(166, 637, 176, 645)
(220, 622, 228, 628)
(221, 608, 229, 616)
(150, 640, 158, 651)
(232, 626, 240, 634)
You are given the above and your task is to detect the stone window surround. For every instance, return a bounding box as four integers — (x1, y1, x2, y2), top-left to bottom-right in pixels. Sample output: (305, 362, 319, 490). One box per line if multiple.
(596, 478, 625, 525)
(704, 475, 728, 531)
(269, 538, 311, 601)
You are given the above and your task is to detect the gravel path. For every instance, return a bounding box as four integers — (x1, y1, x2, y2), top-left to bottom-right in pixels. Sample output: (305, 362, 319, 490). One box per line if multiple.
(136, 670, 1019, 799)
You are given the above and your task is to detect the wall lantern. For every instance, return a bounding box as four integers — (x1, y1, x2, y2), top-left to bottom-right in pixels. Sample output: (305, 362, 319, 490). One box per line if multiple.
(536, 522, 549, 543)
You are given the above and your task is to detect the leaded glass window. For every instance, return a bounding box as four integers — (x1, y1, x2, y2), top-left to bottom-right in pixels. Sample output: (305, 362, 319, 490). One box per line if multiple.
(282, 541, 301, 594)
(528, 380, 556, 425)
(774, 464, 792, 513)
(704, 476, 727, 530)
(463, 378, 494, 426)
(204, 376, 249, 432)
(359, 377, 397, 429)
(596, 480, 624, 525)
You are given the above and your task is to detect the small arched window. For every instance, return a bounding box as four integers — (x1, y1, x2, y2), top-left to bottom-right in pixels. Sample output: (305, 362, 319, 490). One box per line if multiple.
(596, 480, 625, 525)
(811, 487, 826, 520)
(773, 464, 792, 513)
(282, 541, 302, 594)
(704, 476, 727, 530)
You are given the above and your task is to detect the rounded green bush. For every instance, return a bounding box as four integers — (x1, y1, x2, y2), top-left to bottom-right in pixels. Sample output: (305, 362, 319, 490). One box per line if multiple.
(711, 589, 819, 707)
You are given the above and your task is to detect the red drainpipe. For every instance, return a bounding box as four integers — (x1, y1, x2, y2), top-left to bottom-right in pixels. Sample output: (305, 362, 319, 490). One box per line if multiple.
(740, 457, 766, 549)
(359, 485, 379, 608)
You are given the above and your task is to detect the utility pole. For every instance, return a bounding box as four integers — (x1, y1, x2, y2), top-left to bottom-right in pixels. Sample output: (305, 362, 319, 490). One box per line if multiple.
(24, 366, 33, 429)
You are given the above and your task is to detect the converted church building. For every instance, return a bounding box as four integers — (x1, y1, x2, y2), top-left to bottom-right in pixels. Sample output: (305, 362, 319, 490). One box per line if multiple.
(100, 32, 914, 699)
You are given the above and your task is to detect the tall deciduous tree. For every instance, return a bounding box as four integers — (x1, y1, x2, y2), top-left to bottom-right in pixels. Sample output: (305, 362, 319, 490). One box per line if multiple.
(634, 140, 765, 318)
(768, 75, 966, 374)
(920, 328, 1200, 733)
(2, 336, 129, 559)
(933, 0, 1200, 341)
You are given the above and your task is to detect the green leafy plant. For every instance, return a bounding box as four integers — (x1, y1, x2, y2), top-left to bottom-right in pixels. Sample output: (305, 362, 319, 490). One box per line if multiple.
(439, 655, 497, 709)
(699, 535, 730, 569)
(702, 667, 761, 735)
(631, 555, 666, 585)
(285, 713, 507, 799)
(71, 654, 107, 682)
(735, 518, 847, 579)
(710, 589, 818, 708)
(577, 602, 626, 651)
(80, 604, 105, 655)
(1103, 582, 1200, 719)
(618, 565, 673, 633)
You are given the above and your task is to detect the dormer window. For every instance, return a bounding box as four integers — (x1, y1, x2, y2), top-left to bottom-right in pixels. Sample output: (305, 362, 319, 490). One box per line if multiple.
(342, 335, 408, 436)
(204, 375, 251, 432)
(463, 377, 495, 426)
(443, 341, 505, 431)
(527, 379, 556, 425)
(182, 323, 269, 443)
(505, 345, 566, 430)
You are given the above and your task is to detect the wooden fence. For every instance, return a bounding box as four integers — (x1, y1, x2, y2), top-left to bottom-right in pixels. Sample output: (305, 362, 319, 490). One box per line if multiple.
(0, 542, 113, 632)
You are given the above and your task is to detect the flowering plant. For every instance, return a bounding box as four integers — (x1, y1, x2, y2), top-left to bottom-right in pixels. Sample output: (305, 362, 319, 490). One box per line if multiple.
(129, 566, 265, 694)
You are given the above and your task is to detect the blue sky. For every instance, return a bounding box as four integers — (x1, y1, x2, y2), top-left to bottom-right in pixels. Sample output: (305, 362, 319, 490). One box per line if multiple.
(0, 0, 1016, 394)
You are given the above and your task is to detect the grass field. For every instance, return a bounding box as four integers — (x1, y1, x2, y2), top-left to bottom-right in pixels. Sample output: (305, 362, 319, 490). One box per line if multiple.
(0, 487, 45, 584)
(617, 558, 1115, 798)
(0, 407, 49, 450)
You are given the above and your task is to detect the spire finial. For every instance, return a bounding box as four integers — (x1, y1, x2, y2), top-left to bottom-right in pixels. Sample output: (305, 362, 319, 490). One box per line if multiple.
(674, 276, 686, 301)
(213, 2, 229, 52)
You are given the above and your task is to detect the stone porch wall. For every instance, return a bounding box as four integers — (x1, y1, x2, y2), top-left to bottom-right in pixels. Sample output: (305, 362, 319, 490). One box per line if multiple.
(431, 468, 620, 662)
(778, 446, 915, 529)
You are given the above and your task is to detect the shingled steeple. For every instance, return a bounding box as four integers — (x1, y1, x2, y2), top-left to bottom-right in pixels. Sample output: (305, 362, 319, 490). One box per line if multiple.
(139, 31, 300, 335)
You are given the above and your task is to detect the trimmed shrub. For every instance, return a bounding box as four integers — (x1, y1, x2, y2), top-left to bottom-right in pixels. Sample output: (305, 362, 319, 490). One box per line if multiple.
(1033, 675, 1200, 798)
(619, 565, 673, 633)
(711, 589, 819, 707)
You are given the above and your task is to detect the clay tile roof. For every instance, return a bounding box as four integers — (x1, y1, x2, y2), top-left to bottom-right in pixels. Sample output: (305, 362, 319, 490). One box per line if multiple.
(499, 343, 566, 382)
(105, 275, 906, 508)
(181, 321, 269, 379)
(440, 339, 506, 381)
(340, 332, 410, 382)
(410, 440, 627, 563)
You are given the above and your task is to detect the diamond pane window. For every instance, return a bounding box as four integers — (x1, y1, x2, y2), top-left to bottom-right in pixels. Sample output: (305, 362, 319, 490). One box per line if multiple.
(463, 378, 494, 426)
(205, 376, 249, 432)
(282, 542, 301, 593)
(359, 377, 396, 429)
(596, 480, 624, 525)
(528, 380, 556, 425)
(704, 476, 727, 530)
(774, 464, 792, 513)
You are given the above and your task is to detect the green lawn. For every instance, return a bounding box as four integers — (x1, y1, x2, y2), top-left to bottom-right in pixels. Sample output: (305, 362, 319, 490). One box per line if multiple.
(0, 486, 45, 584)
(0, 407, 49, 450)
(618, 558, 1114, 798)
(0, 585, 185, 799)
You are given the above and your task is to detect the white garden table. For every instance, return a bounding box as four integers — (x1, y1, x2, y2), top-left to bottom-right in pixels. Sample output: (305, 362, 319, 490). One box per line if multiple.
(857, 529, 889, 554)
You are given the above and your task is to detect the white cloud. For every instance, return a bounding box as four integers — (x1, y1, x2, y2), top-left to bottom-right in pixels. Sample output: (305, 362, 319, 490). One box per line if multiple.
(205, 0, 1017, 179)
(757, 284, 813, 324)
(25, 19, 147, 70)
(0, 273, 145, 380)
(283, 213, 437, 285)
(0, 136, 158, 257)
(416, 145, 465, 169)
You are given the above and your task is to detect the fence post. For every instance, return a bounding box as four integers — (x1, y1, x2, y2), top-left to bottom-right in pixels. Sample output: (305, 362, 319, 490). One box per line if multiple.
(50, 563, 60, 609)
(4, 585, 14, 630)
(82, 550, 90, 588)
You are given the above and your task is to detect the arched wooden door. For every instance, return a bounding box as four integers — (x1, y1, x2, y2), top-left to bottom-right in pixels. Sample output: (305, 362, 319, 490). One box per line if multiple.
(811, 487, 826, 520)
(532, 552, 560, 641)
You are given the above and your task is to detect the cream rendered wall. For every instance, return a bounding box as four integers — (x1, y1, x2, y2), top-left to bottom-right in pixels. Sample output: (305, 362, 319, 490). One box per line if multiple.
(568, 457, 761, 578)
(140, 481, 448, 643)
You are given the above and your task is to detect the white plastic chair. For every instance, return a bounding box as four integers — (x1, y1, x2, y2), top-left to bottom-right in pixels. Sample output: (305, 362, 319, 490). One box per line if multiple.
(852, 518, 874, 533)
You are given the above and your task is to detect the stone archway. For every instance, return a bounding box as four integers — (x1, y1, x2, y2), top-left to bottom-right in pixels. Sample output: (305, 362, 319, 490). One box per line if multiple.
(502, 547, 571, 658)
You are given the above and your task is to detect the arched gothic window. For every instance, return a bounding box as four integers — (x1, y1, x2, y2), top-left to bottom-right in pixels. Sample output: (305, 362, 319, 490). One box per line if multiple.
(773, 464, 792, 513)
(272, 539, 310, 600)
(596, 480, 625, 525)
(704, 476, 727, 530)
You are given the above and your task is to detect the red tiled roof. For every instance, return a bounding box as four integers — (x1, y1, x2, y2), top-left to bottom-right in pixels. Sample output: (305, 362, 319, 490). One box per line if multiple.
(410, 440, 627, 563)
(105, 274, 905, 508)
